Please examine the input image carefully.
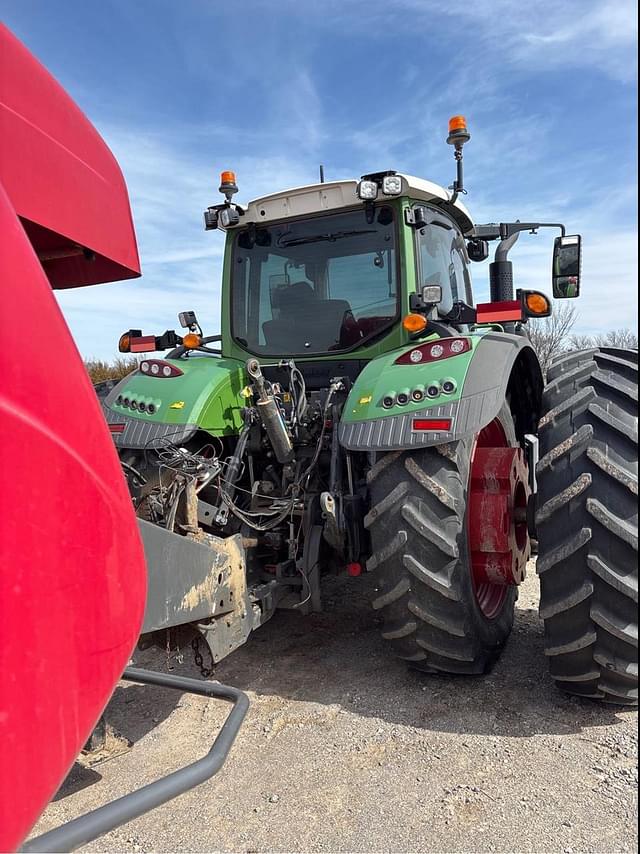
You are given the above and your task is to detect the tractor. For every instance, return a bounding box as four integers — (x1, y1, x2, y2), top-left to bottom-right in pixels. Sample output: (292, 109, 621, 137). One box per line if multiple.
(108, 117, 638, 705)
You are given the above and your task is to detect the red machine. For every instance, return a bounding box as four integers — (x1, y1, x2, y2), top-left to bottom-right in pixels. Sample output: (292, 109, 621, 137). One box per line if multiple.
(0, 25, 246, 851)
(0, 22, 146, 849)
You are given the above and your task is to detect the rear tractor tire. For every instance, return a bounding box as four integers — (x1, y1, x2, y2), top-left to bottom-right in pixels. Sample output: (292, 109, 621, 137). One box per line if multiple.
(366, 404, 531, 674)
(536, 348, 638, 705)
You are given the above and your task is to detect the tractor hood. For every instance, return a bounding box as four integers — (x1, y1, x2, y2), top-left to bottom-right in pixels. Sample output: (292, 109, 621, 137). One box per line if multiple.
(102, 356, 247, 448)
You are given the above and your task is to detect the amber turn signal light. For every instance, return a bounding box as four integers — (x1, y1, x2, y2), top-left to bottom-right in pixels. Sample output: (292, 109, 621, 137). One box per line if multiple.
(118, 329, 142, 353)
(521, 290, 552, 318)
(402, 313, 428, 334)
(182, 332, 202, 349)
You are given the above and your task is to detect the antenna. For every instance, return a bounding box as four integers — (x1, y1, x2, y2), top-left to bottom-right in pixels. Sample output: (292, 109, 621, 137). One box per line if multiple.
(319, 164, 325, 184)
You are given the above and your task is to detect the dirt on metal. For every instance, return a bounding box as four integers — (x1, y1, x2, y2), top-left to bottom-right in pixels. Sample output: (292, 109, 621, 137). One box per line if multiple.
(31, 565, 637, 853)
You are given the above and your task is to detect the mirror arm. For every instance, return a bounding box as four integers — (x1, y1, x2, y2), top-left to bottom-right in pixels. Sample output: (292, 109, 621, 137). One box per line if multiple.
(472, 222, 567, 240)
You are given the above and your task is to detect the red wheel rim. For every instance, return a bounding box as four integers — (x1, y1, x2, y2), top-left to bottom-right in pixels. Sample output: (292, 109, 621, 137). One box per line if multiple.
(467, 418, 531, 619)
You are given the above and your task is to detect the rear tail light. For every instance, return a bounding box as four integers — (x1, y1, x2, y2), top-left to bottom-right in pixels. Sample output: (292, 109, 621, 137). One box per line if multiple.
(395, 337, 471, 365)
(412, 418, 452, 432)
(139, 360, 183, 378)
(129, 335, 157, 353)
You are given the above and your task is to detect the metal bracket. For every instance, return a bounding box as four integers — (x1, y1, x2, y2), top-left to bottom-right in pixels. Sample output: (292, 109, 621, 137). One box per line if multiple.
(22, 668, 249, 853)
(524, 433, 539, 539)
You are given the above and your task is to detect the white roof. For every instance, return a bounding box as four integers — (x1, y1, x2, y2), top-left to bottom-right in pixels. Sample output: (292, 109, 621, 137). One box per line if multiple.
(227, 173, 474, 234)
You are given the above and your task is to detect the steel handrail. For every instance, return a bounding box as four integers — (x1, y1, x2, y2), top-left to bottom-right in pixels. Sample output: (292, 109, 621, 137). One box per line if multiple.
(22, 667, 249, 853)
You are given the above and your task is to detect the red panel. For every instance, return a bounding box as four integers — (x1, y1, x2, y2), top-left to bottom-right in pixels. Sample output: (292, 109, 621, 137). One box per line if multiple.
(0, 187, 147, 851)
(0, 24, 141, 288)
(412, 418, 452, 431)
(476, 300, 523, 324)
(130, 335, 157, 353)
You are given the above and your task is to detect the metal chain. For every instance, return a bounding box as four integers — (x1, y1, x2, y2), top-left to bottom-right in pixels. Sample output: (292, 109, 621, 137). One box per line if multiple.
(191, 635, 215, 678)
(164, 629, 184, 670)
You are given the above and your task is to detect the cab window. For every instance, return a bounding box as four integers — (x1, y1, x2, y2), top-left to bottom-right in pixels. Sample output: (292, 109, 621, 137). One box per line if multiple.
(415, 214, 472, 314)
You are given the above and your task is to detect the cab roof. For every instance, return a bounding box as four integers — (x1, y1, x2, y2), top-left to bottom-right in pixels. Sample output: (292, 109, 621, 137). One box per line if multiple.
(231, 173, 474, 234)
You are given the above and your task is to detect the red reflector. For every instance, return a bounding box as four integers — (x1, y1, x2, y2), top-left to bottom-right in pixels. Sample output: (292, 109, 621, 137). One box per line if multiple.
(130, 335, 157, 353)
(109, 423, 126, 434)
(476, 300, 523, 324)
(139, 359, 184, 377)
(347, 562, 362, 577)
(394, 336, 471, 365)
(412, 418, 452, 432)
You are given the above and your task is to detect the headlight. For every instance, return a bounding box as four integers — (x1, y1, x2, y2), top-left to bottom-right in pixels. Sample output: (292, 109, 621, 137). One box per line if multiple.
(357, 180, 378, 200)
(382, 175, 402, 195)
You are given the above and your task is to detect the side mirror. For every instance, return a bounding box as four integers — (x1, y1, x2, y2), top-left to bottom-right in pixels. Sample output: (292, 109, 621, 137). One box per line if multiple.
(552, 234, 581, 299)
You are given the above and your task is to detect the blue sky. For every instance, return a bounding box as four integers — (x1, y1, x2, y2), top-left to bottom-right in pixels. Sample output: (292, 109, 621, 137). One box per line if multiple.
(3, 0, 637, 359)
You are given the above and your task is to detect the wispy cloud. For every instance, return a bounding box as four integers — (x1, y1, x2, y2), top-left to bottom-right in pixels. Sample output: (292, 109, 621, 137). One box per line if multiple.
(304, 0, 638, 84)
(19, 0, 632, 359)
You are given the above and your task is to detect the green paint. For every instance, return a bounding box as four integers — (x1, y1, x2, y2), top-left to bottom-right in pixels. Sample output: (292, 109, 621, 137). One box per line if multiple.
(112, 195, 508, 440)
(340, 336, 479, 423)
(220, 198, 425, 364)
(111, 357, 247, 436)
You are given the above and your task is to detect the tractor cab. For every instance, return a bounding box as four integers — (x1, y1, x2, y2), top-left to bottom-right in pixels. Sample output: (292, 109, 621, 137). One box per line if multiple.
(217, 171, 475, 364)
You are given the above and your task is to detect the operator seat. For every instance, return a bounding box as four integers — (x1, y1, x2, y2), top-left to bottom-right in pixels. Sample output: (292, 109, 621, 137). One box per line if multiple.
(262, 281, 354, 352)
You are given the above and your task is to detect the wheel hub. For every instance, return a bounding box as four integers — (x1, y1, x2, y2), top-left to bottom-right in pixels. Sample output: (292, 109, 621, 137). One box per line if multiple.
(468, 420, 531, 618)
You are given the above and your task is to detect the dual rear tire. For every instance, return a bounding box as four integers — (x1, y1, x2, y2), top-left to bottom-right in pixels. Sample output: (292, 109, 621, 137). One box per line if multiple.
(535, 348, 638, 704)
(365, 404, 519, 674)
(367, 349, 638, 705)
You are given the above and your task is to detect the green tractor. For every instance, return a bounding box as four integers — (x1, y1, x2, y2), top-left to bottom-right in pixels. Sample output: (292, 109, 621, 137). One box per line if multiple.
(107, 117, 638, 705)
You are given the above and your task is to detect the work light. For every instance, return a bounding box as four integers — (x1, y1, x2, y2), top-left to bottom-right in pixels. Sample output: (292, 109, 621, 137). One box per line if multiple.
(220, 206, 240, 228)
(382, 175, 402, 195)
(356, 180, 378, 200)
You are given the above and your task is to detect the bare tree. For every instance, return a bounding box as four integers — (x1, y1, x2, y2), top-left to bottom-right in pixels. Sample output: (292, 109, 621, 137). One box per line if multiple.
(568, 333, 596, 351)
(569, 329, 639, 351)
(594, 329, 639, 349)
(527, 303, 578, 376)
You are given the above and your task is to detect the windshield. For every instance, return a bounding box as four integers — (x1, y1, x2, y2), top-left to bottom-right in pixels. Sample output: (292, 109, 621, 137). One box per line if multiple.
(231, 206, 398, 356)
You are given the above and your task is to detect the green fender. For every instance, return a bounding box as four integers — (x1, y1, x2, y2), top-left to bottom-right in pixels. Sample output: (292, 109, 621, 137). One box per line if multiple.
(102, 356, 247, 449)
(338, 331, 543, 451)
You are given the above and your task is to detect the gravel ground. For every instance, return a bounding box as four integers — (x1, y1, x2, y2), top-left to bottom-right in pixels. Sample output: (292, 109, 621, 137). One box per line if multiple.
(31, 564, 637, 853)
